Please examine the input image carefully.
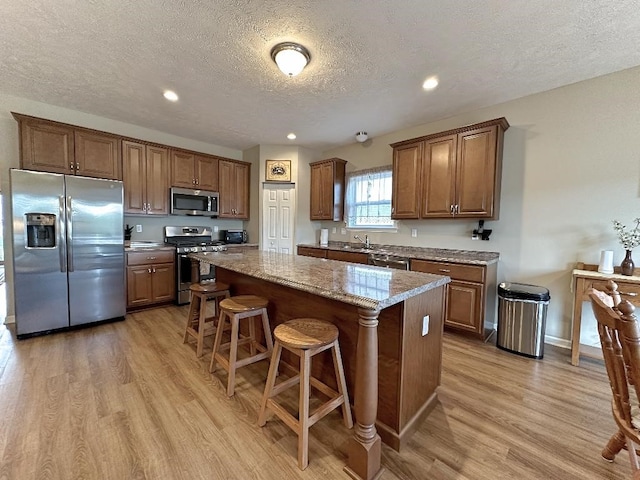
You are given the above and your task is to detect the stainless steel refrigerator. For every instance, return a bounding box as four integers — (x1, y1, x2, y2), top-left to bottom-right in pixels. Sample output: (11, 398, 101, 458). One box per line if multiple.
(10, 169, 125, 337)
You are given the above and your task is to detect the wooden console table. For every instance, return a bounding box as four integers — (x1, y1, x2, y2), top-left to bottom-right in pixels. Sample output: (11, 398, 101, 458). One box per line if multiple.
(571, 262, 640, 366)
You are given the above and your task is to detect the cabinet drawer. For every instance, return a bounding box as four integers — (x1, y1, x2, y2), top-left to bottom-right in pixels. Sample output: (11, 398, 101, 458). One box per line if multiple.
(411, 259, 485, 283)
(587, 280, 640, 306)
(127, 250, 174, 266)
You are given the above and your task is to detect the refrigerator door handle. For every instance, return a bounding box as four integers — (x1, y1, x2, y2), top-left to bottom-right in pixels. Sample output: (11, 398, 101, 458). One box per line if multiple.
(58, 195, 67, 273)
(67, 195, 74, 272)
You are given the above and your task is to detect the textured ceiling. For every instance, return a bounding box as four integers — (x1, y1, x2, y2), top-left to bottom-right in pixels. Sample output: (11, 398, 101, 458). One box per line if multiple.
(2, 1, 640, 151)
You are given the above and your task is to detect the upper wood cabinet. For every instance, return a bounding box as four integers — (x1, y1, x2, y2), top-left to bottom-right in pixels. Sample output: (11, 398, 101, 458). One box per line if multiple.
(18, 117, 74, 174)
(123, 141, 169, 215)
(74, 130, 121, 180)
(310, 158, 346, 221)
(391, 142, 423, 219)
(391, 118, 508, 220)
(170, 151, 219, 191)
(218, 159, 250, 219)
(15, 114, 122, 180)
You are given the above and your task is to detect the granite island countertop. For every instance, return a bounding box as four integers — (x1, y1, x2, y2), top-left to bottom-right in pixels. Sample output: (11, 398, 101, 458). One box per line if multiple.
(191, 250, 450, 310)
(297, 242, 499, 265)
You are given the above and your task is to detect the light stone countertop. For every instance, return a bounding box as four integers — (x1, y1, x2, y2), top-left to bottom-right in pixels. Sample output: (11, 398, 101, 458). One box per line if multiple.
(297, 242, 499, 265)
(191, 250, 450, 310)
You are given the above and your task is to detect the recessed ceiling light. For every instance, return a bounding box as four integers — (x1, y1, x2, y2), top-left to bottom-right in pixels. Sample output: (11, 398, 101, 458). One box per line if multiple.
(163, 90, 179, 102)
(287, 133, 297, 140)
(422, 77, 439, 90)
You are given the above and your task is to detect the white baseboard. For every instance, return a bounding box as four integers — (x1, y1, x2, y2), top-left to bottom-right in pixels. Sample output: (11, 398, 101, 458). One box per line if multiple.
(3, 315, 15, 325)
(544, 334, 570, 350)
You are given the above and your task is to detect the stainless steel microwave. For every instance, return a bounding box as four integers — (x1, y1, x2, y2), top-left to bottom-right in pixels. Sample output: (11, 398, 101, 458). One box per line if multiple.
(170, 187, 219, 216)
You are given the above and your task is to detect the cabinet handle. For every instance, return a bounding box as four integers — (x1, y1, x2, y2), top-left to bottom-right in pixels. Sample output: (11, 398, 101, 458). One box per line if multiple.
(455, 204, 460, 214)
(146, 203, 151, 212)
(152, 268, 156, 273)
(70, 162, 75, 170)
(449, 205, 454, 214)
(438, 268, 451, 273)
(142, 203, 147, 212)
(195, 179, 199, 185)
(148, 268, 152, 273)
(75, 162, 80, 170)
(147, 256, 156, 260)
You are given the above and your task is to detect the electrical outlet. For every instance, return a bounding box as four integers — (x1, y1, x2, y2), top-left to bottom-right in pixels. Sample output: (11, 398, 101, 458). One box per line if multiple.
(422, 315, 430, 336)
(213, 226, 219, 232)
(411, 228, 417, 238)
(340, 228, 346, 235)
(135, 224, 142, 233)
(332, 227, 337, 234)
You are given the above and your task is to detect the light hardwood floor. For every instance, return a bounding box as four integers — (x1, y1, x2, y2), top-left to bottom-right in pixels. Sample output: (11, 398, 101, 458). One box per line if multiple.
(0, 305, 630, 479)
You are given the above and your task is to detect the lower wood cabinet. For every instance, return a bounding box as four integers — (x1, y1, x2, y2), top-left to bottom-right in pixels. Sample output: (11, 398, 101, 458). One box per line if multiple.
(411, 259, 497, 339)
(126, 250, 175, 309)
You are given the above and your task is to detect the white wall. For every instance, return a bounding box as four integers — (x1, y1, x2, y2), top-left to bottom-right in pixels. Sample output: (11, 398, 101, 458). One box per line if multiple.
(322, 65, 640, 343)
(0, 92, 244, 321)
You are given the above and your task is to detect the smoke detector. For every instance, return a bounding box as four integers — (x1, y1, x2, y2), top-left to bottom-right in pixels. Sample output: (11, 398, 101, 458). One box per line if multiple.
(355, 131, 368, 143)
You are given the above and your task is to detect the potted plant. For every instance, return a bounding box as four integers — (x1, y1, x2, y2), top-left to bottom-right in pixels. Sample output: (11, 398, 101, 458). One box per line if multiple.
(612, 218, 640, 275)
(124, 224, 134, 241)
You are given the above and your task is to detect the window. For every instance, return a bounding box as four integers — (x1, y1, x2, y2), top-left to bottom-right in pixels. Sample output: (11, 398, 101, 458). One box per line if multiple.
(344, 166, 395, 229)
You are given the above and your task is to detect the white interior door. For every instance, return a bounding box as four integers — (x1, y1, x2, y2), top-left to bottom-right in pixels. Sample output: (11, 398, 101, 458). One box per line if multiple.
(262, 184, 295, 253)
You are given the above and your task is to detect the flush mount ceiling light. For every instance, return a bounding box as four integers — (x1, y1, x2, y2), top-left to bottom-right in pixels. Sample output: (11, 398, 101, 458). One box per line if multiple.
(270, 42, 311, 77)
(163, 90, 179, 101)
(287, 133, 297, 140)
(355, 131, 368, 143)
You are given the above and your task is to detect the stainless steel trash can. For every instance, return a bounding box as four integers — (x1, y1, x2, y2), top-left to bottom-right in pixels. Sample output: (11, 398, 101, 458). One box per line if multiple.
(497, 282, 550, 359)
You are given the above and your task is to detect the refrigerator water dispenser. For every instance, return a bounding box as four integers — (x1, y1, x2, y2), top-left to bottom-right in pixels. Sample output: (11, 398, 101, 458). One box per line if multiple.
(26, 213, 56, 248)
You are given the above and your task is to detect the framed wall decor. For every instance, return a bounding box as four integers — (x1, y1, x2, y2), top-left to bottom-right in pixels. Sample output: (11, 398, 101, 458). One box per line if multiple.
(265, 159, 291, 182)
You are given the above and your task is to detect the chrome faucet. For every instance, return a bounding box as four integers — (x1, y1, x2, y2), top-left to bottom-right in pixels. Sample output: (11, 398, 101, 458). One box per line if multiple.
(354, 234, 370, 249)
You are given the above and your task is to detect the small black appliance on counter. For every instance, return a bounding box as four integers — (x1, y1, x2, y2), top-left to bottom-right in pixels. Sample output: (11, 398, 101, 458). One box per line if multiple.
(221, 229, 247, 244)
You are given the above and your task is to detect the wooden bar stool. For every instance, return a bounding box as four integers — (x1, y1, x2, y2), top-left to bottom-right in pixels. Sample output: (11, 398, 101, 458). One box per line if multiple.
(209, 295, 274, 396)
(257, 318, 353, 470)
(183, 282, 230, 357)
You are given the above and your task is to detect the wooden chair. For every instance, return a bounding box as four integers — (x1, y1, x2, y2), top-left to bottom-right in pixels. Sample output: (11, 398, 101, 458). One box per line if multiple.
(589, 286, 640, 479)
(257, 318, 353, 470)
(183, 282, 230, 357)
(209, 295, 274, 397)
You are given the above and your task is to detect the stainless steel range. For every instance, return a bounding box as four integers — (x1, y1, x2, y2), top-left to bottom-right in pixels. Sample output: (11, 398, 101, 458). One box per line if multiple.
(164, 226, 227, 305)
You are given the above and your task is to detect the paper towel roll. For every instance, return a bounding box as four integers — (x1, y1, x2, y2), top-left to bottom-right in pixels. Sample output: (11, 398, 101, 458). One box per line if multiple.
(320, 228, 329, 246)
(598, 250, 614, 274)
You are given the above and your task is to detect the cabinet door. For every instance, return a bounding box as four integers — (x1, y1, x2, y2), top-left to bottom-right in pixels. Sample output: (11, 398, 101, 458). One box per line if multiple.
(310, 163, 324, 219)
(445, 281, 483, 334)
(146, 146, 170, 215)
(421, 135, 457, 218)
(123, 141, 146, 214)
(455, 126, 497, 218)
(218, 159, 234, 217)
(195, 155, 219, 191)
(75, 131, 121, 180)
(232, 162, 250, 219)
(151, 264, 175, 302)
(127, 266, 153, 307)
(171, 150, 196, 188)
(391, 142, 422, 219)
(20, 119, 74, 174)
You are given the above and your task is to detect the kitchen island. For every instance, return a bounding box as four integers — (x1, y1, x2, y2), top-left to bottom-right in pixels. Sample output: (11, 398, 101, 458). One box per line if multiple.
(191, 250, 449, 480)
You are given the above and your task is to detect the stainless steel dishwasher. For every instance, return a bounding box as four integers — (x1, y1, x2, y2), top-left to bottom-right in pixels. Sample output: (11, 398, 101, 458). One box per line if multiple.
(367, 253, 410, 270)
